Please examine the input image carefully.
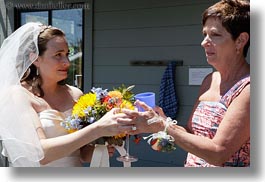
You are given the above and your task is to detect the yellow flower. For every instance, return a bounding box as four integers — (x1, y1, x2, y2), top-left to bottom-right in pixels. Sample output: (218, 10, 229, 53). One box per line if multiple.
(72, 93, 97, 117)
(120, 100, 134, 110)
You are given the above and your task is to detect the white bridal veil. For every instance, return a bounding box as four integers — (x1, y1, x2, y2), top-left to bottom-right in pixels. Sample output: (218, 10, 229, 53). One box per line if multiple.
(0, 22, 44, 167)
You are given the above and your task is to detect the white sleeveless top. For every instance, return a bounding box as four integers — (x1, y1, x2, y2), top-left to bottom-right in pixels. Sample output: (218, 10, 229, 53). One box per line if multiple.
(39, 109, 82, 167)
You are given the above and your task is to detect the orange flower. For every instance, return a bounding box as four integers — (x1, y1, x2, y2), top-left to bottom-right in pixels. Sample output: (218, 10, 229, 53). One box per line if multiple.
(108, 90, 123, 98)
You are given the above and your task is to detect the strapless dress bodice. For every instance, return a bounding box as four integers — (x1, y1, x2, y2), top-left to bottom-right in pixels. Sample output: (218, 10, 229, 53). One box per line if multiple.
(39, 109, 71, 138)
(39, 109, 82, 167)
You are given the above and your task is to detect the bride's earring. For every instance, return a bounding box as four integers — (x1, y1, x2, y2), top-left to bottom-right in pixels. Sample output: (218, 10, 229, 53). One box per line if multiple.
(36, 68, 39, 76)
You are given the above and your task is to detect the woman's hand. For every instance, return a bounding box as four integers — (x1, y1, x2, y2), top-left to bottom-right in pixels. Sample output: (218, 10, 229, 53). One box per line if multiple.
(153, 105, 167, 118)
(118, 100, 166, 135)
(95, 108, 134, 137)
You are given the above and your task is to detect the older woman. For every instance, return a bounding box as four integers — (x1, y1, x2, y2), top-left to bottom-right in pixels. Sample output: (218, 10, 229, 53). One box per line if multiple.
(121, 0, 250, 167)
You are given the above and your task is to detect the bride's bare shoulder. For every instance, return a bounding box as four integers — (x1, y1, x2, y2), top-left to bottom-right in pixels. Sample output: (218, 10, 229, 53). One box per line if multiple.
(65, 84, 83, 100)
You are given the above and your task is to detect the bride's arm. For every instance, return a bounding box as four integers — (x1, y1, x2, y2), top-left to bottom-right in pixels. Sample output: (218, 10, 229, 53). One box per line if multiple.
(36, 119, 102, 165)
(35, 107, 129, 165)
(21, 85, 129, 165)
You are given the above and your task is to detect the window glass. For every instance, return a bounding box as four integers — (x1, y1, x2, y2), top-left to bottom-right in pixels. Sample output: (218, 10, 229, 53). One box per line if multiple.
(21, 11, 48, 25)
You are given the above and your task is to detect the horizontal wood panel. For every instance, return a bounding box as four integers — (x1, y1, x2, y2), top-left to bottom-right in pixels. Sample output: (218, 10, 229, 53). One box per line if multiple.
(175, 105, 194, 124)
(91, 83, 162, 96)
(95, 0, 216, 12)
(176, 85, 200, 105)
(93, 46, 208, 66)
(94, 4, 209, 29)
(92, 66, 211, 86)
(94, 25, 203, 47)
(92, 68, 200, 103)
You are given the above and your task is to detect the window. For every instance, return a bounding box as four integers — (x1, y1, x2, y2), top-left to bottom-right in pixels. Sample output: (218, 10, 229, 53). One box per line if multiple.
(16, 5, 84, 89)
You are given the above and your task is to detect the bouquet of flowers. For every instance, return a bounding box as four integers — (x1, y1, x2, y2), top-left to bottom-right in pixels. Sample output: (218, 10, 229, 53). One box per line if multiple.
(60, 84, 137, 146)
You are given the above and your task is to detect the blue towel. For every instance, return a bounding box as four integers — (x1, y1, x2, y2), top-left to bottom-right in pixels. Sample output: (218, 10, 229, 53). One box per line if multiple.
(159, 61, 178, 119)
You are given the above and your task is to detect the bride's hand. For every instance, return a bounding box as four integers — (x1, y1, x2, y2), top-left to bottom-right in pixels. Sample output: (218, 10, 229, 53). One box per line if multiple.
(96, 108, 134, 137)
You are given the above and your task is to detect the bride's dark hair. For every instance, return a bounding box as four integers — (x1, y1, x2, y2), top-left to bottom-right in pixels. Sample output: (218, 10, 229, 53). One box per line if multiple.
(21, 26, 65, 97)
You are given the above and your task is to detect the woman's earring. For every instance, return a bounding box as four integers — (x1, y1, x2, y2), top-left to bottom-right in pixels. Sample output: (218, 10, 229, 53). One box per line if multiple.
(36, 68, 39, 76)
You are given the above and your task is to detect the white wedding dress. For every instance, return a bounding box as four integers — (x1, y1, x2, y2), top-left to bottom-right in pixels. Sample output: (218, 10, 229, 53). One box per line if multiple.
(40, 109, 130, 167)
(2, 107, 130, 167)
(39, 109, 82, 167)
(2, 109, 82, 167)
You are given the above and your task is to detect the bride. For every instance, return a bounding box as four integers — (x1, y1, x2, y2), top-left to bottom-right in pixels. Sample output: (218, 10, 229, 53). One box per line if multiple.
(0, 22, 133, 167)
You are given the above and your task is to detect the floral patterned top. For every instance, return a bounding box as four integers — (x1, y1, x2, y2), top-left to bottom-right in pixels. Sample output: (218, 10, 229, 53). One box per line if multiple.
(185, 75, 250, 167)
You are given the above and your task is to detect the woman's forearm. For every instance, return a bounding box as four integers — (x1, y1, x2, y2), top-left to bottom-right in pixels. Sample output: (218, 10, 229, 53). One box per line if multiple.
(39, 124, 100, 165)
